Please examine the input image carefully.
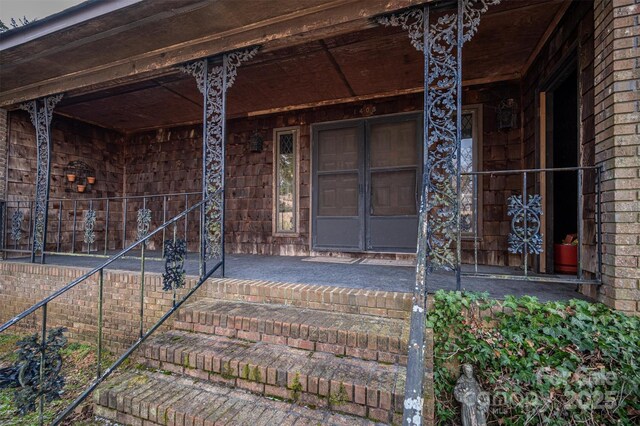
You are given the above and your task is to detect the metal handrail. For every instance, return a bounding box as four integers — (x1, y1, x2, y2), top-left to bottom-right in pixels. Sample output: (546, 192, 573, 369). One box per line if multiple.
(0, 190, 222, 425)
(1, 190, 203, 263)
(459, 165, 603, 284)
(2, 191, 201, 203)
(0, 192, 215, 333)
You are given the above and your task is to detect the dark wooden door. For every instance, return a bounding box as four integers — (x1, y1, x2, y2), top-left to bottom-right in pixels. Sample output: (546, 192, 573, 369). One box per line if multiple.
(313, 122, 365, 251)
(366, 115, 420, 251)
(312, 114, 420, 252)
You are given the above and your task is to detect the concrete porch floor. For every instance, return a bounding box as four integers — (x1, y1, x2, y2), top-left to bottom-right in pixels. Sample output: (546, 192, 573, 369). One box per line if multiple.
(5, 252, 591, 302)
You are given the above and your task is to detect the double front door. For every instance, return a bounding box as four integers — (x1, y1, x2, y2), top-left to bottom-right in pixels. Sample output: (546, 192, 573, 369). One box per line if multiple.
(312, 113, 421, 252)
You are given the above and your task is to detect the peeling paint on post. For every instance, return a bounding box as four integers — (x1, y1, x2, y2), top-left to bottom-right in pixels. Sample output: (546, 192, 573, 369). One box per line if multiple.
(377, 1, 500, 424)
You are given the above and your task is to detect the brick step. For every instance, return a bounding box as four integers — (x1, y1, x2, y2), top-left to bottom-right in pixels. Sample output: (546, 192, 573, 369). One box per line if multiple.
(94, 370, 382, 426)
(175, 298, 409, 364)
(138, 330, 406, 422)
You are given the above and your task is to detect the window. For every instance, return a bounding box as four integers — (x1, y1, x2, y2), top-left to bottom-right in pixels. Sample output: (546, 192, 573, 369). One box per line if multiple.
(460, 107, 482, 236)
(273, 127, 299, 234)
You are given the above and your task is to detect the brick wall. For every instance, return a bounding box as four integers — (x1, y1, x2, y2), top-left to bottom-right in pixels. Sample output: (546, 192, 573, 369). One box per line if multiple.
(0, 262, 411, 352)
(590, 0, 640, 313)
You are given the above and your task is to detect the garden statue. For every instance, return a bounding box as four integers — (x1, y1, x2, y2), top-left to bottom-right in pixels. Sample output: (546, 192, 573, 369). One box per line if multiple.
(454, 364, 490, 426)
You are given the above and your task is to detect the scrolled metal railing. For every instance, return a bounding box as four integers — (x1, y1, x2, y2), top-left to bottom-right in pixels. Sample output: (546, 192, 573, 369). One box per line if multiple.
(0, 191, 202, 263)
(0, 191, 222, 425)
(459, 166, 603, 285)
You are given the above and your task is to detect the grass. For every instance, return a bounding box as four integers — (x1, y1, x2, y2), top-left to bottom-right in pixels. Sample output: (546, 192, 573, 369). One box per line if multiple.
(0, 333, 116, 426)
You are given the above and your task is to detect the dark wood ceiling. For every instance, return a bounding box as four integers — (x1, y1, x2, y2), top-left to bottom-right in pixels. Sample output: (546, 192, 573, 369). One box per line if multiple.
(53, 0, 565, 133)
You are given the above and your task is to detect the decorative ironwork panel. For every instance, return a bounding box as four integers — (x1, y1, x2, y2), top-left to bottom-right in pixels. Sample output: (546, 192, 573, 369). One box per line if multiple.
(0, 327, 67, 415)
(136, 208, 152, 242)
(162, 238, 187, 291)
(507, 194, 543, 255)
(19, 94, 63, 257)
(377, 2, 499, 425)
(180, 47, 259, 260)
(11, 210, 24, 243)
(83, 209, 96, 245)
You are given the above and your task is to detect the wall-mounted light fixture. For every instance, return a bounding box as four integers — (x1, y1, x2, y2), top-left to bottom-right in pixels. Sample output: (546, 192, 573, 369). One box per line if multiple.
(249, 130, 264, 153)
(497, 98, 518, 130)
(64, 160, 96, 193)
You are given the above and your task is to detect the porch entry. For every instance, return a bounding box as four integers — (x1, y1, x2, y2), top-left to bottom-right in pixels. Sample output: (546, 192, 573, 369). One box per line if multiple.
(312, 113, 421, 252)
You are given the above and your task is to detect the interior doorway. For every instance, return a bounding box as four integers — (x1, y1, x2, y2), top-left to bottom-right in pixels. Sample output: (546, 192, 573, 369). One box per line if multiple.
(544, 66, 579, 272)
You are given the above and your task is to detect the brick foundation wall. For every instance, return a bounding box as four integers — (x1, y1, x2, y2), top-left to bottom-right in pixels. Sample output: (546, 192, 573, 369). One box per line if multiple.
(590, 0, 640, 313)
(0, 262, 411, 352)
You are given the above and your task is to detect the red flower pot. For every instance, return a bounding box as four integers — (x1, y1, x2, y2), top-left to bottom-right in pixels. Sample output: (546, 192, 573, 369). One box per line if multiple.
(554, 243, 577, 274)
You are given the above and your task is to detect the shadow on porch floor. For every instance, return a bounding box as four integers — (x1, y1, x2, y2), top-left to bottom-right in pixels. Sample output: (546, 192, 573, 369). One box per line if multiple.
(6, 252, 591, 302)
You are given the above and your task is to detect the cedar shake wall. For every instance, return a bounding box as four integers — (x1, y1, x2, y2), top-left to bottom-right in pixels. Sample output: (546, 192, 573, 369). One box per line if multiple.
(522, 1, 597, 277)
(121, 85, 523, 262)
(462, 82, 522, 267)
(5, 111, 125, 253)
(123, 127, 203, 251)
(590, 0, 640, 313)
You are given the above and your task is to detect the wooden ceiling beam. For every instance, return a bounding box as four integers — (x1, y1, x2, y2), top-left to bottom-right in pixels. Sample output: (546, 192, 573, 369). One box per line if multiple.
(319, 39, 356, 97)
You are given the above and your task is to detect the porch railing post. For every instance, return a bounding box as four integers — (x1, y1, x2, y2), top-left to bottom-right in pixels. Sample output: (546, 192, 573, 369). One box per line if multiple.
(20, 95, 62, 264)
(71, 200, 77, 254)
(455, 0, 463, 292)
(377, 2, 499, 423)
(577, 168, 584, 280)
(473, 174, 479, 274)
(523, 171, 528, 277)
(180, 47, 258, 277)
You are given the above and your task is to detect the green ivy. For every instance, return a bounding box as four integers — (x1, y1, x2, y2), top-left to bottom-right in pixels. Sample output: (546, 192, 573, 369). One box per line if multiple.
(428, 291, 640, 425)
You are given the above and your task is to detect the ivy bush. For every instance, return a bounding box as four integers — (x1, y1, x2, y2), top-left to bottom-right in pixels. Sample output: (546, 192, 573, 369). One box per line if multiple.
(427, 291, 639, 425)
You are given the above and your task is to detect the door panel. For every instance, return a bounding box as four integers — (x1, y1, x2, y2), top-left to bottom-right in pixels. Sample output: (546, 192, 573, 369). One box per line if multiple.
(313, 124, 364, 251)
(370, 170, 417, 216)
(367, 116, 420, 251)
(312, 114, 420, 253)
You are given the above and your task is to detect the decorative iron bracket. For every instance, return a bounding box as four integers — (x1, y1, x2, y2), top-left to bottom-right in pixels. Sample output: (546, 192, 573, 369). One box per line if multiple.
(507, 194, 543, 255)
(136, 208, 152, 243)
(11, 209, 24, 244)
(180, 47, 259, 262)
(377, 2, 499, 424)
(19, 94, 63, 263)
(83, 209, 97, 246)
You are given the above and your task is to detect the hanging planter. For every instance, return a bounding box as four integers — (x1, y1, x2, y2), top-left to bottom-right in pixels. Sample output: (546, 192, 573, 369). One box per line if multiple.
(554, 234, 578, 274)
(64, 160, 96, 193)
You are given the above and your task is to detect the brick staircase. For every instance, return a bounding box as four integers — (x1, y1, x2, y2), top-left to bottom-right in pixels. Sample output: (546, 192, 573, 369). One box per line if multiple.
(93, 280, 434, 425)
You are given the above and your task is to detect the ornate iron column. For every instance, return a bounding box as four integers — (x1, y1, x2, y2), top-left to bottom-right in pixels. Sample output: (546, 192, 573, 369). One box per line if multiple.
(19, 94, 63, 264)
(180, 48, 258, 276)
(378, 1, 498, 424)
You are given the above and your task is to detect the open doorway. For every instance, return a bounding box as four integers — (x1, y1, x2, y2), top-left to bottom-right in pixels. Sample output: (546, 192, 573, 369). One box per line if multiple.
(545, 67, 579, 273)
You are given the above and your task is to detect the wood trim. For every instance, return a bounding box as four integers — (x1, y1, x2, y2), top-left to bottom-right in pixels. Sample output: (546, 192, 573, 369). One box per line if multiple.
(521, 1, 572, 76)
(240, 73, 521, 119)
(539, 91, 547, 273)
(272, 126, 301, 237)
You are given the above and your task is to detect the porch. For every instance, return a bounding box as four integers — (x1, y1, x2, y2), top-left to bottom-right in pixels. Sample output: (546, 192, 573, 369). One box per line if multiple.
(4, 252, 587, 302)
